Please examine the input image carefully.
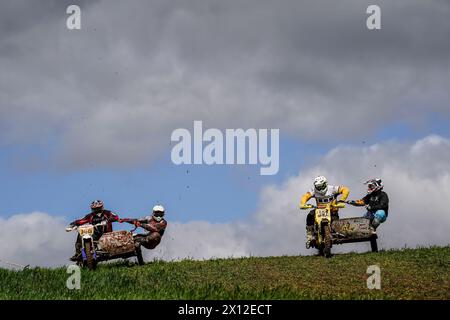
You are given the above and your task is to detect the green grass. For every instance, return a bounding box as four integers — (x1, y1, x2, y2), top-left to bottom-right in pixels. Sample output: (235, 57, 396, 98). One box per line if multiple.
(1, 246, 449, 299)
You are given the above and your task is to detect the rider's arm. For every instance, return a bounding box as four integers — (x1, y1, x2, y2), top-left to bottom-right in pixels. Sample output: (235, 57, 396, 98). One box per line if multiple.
(352, 199, 366, 206)
(107, 211, 120, 222)
(141, 220, 167, 233)
(300, 192, 313, 208)
(72, 213, 93, 226)
(338, 186, 350, 201)
(140, 223, 158, 232)
(156, 220, 167, 232)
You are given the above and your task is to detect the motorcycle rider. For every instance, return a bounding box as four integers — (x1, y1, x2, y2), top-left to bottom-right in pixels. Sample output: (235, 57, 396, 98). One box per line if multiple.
(299, 176, 349, 248)
(348, 178, 389, 230)
(128, 205, 167, 250)
(66, 200, 120, 261)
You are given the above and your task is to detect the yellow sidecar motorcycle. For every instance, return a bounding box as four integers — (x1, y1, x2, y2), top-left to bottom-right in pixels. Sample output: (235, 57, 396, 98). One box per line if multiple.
(301, 202, 378, 257)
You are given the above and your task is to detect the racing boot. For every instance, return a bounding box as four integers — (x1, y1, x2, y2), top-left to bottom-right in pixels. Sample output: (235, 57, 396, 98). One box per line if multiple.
(70, 240, 82, 261)
(306, 226, 315, 249)
(70, 252, 80, 262)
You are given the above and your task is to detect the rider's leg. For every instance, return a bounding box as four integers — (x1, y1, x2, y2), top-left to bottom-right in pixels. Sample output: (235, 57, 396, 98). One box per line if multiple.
(133, 234, 146, 249)
(372, 210, 387, 229)
(363, 211, 373, 219)
(147, 233, 162, 249)
(305, 210, 315, 248)
(331, 212, 339, 222)
(140, 233, 162, 250)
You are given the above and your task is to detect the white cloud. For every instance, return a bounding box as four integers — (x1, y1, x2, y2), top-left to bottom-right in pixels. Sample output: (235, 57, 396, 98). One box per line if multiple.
(246, 135, 450, 255)
(121, 135, 450, 260)
(0, 212, 73, 268)
(1, 1, 450, 170)
(1, 136, 449, 267)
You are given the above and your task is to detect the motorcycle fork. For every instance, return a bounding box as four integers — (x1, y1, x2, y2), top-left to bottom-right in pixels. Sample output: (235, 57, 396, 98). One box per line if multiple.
(314, 223, 321, 245)
(81, 238, 95, 261)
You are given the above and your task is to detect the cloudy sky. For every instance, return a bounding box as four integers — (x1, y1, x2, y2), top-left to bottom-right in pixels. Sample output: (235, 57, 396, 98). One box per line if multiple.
(1, 0, 449, 267)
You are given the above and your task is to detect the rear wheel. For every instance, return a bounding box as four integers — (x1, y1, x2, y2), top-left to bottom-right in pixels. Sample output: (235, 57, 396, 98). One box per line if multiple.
(370, 237, 378, 253)
(84, 241, 96, 270)
(323, 225, 332, 258)
(318, 246, 324, 256)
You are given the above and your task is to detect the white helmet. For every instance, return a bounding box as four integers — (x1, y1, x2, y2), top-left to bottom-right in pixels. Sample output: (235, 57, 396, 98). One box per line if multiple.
(152, 204, 165, 222)
(314, 176, 328, 194)
(365, 178, 383, 194)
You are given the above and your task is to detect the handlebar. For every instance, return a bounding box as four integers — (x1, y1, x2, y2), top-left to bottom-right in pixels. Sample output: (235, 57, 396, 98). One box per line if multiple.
(65, 226, 76, 232)
(300, 204, 318, 210)
(65, 218, 145, 232)
(65, 221, 107, 232)
(300, 202, 346, 210)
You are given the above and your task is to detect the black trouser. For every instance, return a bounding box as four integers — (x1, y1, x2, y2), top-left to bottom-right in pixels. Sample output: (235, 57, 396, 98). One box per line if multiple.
(306, 210, 339, 226)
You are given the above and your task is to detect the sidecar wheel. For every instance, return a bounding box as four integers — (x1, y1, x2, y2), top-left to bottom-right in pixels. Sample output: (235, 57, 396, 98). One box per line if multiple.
(136, 248, 145, 265)
(370, 237, 378, 253)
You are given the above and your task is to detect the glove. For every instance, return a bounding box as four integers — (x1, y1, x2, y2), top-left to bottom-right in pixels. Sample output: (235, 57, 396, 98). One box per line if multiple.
(65, 224, 75, 232)
(134, 221, 141, 227)
(348, 200, 357, 206)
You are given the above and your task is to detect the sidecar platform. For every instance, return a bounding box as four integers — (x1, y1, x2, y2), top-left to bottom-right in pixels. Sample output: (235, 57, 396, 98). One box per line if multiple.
(331, 217, 379, 252)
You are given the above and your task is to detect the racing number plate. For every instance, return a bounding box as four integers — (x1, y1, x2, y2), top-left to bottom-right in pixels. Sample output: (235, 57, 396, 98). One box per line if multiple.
(316, 209, 328, 218)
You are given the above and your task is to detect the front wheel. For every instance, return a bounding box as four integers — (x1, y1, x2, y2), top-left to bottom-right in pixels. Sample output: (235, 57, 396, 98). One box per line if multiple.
(84, 241, 96, 270)
(323, 225, 332, 258)
(318, 247, 324, 256)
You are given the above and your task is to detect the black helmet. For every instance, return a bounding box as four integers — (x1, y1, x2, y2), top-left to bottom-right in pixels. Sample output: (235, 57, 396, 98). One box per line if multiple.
(90, 200, 104, 212)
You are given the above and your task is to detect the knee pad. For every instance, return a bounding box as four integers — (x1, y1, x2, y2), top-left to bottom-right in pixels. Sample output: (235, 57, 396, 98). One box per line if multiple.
(374, 210, 387, 223)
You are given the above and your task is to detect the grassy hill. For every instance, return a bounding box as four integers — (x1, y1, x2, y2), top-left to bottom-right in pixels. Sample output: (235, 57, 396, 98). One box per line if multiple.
(1, 246, 448, 299)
